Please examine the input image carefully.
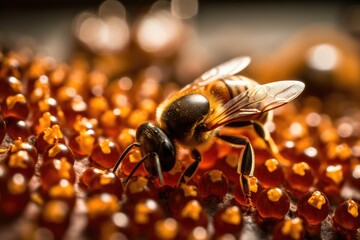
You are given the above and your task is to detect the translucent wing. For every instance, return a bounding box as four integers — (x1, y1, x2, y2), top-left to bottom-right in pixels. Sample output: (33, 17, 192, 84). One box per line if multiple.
(180, 56, 251, 92)
(205, 80, 305, 130)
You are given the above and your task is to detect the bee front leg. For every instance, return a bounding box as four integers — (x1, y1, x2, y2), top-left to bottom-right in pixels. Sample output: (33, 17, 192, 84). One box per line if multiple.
(177, 149, 201, 187)
(216, 134, 255, 208)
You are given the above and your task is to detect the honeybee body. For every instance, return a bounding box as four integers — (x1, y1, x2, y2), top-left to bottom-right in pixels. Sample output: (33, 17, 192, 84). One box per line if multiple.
(156, 76, 267, 148)
(113, 56, 305, 200)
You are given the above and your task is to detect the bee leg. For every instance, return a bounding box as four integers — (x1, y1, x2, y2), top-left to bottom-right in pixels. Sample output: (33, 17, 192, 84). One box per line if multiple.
(177, 149, 201, 187)
(216, 134, 255, 208)
(124, 152, 164, 185)
(251, 121, 290, 167)
(226, 121, 290, 167)
(112, 142, 141, 173)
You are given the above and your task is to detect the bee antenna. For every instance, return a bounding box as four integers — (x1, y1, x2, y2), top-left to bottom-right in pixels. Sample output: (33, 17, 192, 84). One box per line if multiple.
(112, 142, 140, 173)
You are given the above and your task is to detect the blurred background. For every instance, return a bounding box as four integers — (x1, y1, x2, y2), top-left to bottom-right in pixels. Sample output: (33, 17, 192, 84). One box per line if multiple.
(1, 0, 360, 104)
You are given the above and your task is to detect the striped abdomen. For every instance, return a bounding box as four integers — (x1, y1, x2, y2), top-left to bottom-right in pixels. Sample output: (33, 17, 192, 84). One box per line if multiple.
(205, 75, 259, 104)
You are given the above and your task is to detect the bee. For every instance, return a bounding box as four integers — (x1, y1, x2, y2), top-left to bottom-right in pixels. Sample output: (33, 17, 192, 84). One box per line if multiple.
(112, 56, 305, 198)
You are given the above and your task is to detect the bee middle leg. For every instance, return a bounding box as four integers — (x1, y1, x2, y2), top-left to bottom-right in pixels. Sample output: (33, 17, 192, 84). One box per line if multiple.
(216, 134, 255, 207)
(178, 149, 201, 187)
(226, 121, 290, 167)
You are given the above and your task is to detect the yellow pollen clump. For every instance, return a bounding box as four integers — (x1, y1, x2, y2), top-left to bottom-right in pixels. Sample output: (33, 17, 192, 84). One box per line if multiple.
(155, 218, 178, 240)
(347, 199, 359, 218)
(135, 203, 152, 224)
(267, 188, 283, 202)
(48, 140, 62, 158)
(325, 165, 343, 184)
(75, 130, 95, 154)
(128, 176, 148, 194)
(9, 150, 29, 169)
(9, 77, 22, 92)
(129, 150, 142, 163)
(7, 174, 27, 195)
(265, 159, 278, 172)
(292, 162, 310, 176)
(6, 94, 26, 109)
(99, 139, 111, 154)
(43, 125, 63, 145)
(38, 112, 52, 132)
(220, 206, 241, 225)
(49, 182, 75, 199)
(43, 201, 69, 223)
(225, 153, 238, 168)
(307, 191, 326, 210)
(249, 177, 258, 193)
(38, 99, 50, 112)
(54, 159, 71, 179)
(181, 200, 202, 220)
(87, 194, 120, 220)
(281, 218, 303, 240)
(99, 173, 115, 185)
(209, 170, 223, 183)
(101, 110, 117, 127)
(11, 138, 25, 152)
(181, 184, 198, 197)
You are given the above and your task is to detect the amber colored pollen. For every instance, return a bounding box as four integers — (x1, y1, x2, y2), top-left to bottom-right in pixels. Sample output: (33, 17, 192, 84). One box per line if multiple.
(128, 176, 149, 194)
(38, 112, 54, 132)
(347, 199, 359, 218)
(43, 200, 69, 223)
(75, 129, 95, 154)
(99, 139, 111, 154)
(181, 200, 202, 220)
(325, 165, 343, 184)
(267, 188, 282, 202)
(9, 151, 29, 169)
(43, 125, 63, 145)
(281, 218, 303, 240)
(249, 177, 259, 193)
(209, 170, 223, 182)
(135, 202, 152, 224)
(181, 184, 198, 197)
(155, 218, 178, 240)
(220, 206, 241, 225)
(265, 159, 278, 172)
(6, 94, 26, 109)
(292, 162, 310, 176)
(307, 191, 326, 210)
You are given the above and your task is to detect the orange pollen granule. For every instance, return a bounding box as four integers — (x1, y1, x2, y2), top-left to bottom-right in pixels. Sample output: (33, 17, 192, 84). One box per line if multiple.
(347, 199, 359, 218)
(181, 200, 202, 220)
(99, 139, 111, 154)
(281, 218, 303, 240)
(75, 130, 95, 154)
(265, 159, 278, 172)
(6, 94, 26, 109)
(209, 170, 223, 182)
(128, 176, 148, 194)
(325, 165, 343, 184)
(43, 125, 63, 145)
(267, 188, 282, 202)
(307, 191, 326, 210)
(292, 162, 310, 176)
(220, 206, 241, 225)
(181, 184, 198, 197)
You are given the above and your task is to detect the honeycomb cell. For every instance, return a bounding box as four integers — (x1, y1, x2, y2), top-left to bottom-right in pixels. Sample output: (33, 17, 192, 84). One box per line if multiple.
(198, 169, 229, 200)
(297, 191, 330, 225)
(257, 188, 290, 220)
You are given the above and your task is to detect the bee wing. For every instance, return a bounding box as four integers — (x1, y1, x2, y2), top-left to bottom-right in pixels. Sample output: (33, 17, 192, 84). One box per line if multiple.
(180, 56, 251, 92)
(205, 81, 305, 130)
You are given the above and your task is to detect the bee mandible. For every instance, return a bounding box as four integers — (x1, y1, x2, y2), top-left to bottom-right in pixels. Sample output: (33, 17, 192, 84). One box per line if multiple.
(112, 56, 305, 199)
